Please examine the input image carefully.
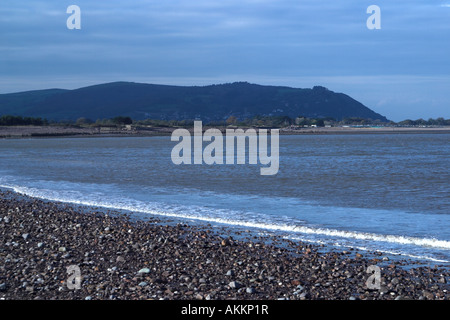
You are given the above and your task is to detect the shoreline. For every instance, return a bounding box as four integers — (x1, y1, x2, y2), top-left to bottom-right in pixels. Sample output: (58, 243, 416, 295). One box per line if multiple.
(1, 125, 450, 139)
(0, 190, 448, 300)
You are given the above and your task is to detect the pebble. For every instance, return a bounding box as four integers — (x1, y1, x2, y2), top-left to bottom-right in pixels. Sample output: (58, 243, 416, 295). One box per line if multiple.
(228, 281, 242, 289)
(0, 191, 449, 301)
(138, 268, 150, 274)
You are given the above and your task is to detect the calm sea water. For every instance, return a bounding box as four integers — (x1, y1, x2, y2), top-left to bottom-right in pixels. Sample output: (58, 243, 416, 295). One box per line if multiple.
(0, 133, 449, 264)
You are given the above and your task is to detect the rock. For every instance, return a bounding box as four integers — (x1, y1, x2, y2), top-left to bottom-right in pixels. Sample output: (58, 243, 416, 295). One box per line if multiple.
(195, 294, 204, 300)
(22, 233, 29, 240)
(116, 256, 125, 263)
(0, 283, 6, 291)
(291, 280, 301, 286)
(226, 270, 234, 276)
(138, 281, 148, 287)
(58, 247, 66, 252)
(85, 296, 92, 300)
(438, 277, 446, 284)
(422, 291, 434, 300)
(299, 292, 309, 299)
(246, 287, 255, 294)
(138, 268, 150, 274)
(228, 281, 242, 289)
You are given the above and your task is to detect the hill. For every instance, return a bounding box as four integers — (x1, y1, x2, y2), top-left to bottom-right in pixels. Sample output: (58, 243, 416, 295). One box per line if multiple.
(0, 81, 389, 122)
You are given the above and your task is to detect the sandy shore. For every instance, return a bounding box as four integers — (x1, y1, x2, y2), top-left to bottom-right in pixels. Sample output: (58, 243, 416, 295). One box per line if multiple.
(0, 190, 448, 300)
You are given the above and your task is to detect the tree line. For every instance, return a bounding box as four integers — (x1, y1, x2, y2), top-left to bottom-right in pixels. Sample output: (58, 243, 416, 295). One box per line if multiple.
(0, 115, 48, 126)
(1, 114, 449, 127)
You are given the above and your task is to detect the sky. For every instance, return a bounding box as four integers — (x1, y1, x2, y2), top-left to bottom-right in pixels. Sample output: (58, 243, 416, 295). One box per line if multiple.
(0, 0, 449, 121)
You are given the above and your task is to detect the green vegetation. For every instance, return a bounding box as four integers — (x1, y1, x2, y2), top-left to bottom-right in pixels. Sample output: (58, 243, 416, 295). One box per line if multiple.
(0, 81, 388, 122)
(0, 115, 48, 126)
(1, 113, 449, 129)
(397, 118, 450, 126)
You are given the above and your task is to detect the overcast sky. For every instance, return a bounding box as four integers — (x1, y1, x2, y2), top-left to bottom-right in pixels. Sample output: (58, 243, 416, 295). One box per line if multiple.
(1, 0, 449, 121)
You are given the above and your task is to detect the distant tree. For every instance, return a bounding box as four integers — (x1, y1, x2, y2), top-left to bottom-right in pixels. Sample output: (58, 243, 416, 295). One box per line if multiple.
(226, 116, 237, 125)
(415, 118, 426, 126)
(0, 115, 47, 126)
(75, 117, 94, 126)
(111, 116, 133, 125)
(398, 119, 414, 126)
(314, 119, 325, 127)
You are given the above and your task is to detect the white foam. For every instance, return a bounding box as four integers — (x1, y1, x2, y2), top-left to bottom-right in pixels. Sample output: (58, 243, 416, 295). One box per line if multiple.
(3, 183, 450, 254)
(284, 235, 450, 263)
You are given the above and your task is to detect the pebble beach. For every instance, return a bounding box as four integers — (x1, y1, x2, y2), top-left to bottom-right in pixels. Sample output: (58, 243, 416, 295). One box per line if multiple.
(0, 190, 448, 300)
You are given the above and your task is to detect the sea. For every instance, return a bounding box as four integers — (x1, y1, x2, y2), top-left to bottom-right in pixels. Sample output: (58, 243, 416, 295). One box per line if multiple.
(0, 133, 449, 266)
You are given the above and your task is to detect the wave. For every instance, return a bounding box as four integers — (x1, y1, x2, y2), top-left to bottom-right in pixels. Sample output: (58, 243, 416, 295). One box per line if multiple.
(3, 183, 450, 256)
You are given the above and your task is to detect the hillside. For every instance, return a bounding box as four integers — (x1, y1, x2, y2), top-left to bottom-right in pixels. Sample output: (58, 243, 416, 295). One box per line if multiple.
(0, 81, 388, 122)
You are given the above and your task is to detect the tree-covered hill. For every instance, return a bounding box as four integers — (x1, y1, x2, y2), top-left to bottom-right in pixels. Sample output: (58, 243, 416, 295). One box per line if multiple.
(0, 81, 389, 122)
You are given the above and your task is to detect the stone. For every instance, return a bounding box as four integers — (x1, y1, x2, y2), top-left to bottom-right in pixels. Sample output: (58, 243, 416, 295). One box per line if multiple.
(299, 292, 309, 299)
(138, 268, 150, 274)
(228, 281, 242, 289)
(246, 287, 255, 294)
(422, 291, 434, 300)
(296, 284, 304, 290)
